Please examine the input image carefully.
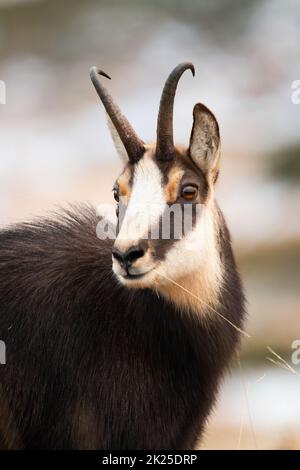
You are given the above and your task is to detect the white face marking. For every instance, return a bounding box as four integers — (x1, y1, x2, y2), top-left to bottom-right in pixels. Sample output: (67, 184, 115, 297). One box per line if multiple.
(115, 152, 165, 250)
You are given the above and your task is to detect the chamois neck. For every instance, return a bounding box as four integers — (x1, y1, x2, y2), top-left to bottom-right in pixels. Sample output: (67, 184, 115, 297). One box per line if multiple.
(156, 263, 222, 317)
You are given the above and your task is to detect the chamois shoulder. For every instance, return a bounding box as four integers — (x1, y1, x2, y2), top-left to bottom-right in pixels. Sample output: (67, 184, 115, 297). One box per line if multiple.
(0, 204, 114, 302)
(0, 203, 108, 253)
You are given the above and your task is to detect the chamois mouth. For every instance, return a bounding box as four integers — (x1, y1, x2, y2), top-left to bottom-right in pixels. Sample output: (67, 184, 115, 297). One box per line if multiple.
(121, 267, 155, 280)
(116, 266, 158, 284)
(123, 272, 147, 280)
(112, 257, 159, 285)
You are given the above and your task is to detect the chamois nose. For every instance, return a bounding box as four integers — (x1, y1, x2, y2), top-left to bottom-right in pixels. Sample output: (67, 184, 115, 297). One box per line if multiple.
(112, 245, 145, 269)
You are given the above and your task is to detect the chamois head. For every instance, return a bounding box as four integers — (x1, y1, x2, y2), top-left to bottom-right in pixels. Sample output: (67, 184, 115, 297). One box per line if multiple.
(90, 63, 221, 297)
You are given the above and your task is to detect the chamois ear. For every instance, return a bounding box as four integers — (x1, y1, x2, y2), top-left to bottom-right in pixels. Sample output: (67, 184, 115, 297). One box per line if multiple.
(107, 115, 128, 163)
(188, 103, 221, 183)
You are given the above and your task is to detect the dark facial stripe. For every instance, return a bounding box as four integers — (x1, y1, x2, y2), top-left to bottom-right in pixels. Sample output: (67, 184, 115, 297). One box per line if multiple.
(114, 146, 210, 262)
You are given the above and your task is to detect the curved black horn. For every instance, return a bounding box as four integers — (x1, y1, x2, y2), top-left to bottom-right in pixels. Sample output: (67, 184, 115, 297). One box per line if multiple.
(156, 62, 195, 160)
(90, 66, 145, 163)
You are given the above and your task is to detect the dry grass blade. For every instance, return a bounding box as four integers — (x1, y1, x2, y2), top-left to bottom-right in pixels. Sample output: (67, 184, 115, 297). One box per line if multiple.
(153, 268, 251, 338)
(266, 347, 300, 379)
(238, 356, 258, 450)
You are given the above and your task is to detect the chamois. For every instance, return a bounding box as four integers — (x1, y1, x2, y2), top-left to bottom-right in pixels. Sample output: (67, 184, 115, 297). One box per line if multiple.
(0, 63, 245, 450)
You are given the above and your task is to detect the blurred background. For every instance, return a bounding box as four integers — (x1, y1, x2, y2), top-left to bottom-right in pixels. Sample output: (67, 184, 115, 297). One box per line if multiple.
(0, 0, 299, 449)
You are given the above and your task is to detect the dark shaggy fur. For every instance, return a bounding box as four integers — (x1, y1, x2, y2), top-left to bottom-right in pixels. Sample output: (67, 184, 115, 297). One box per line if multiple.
(0, 205, 245, 449)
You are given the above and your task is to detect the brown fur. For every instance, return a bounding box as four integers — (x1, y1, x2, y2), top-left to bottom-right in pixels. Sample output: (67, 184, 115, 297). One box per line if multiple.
(165, 166, 184, 203)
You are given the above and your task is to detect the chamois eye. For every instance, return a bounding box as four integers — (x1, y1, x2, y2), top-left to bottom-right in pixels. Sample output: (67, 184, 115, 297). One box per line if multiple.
(181, 185, 198, 201)
(112, 185, 119, 203)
